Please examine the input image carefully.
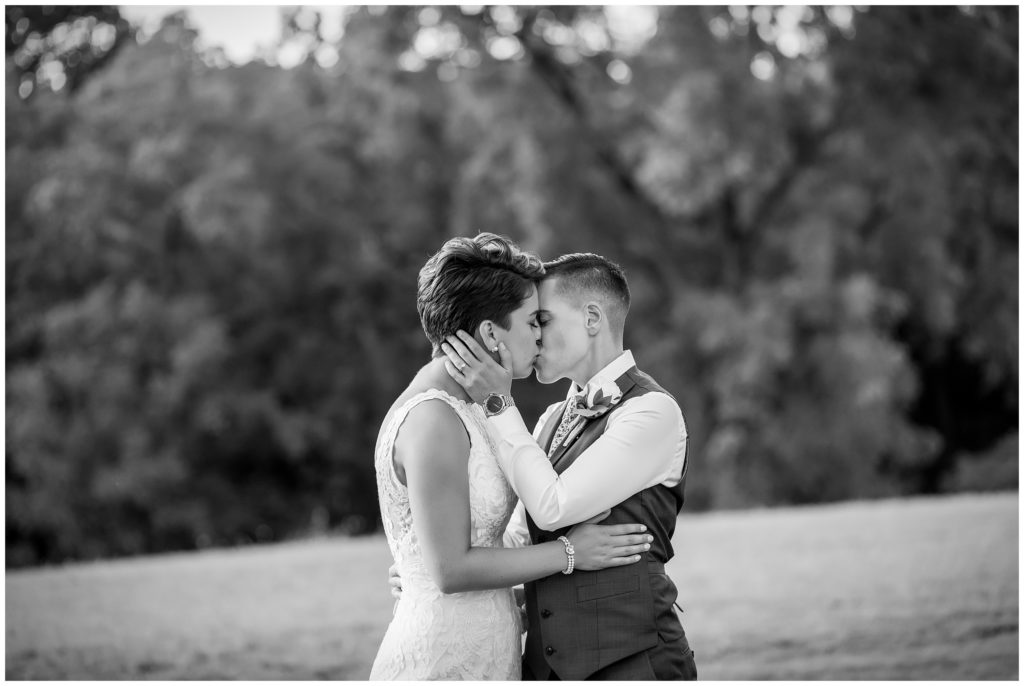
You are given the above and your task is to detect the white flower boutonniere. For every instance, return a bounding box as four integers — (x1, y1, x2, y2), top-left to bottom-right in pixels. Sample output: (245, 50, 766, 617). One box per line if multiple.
(572, 378, 624, 418)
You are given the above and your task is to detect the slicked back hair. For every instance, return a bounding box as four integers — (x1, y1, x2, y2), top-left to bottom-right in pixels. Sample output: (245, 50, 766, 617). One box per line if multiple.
(418, 233, 544, 357)
(542, 253, 630, 335)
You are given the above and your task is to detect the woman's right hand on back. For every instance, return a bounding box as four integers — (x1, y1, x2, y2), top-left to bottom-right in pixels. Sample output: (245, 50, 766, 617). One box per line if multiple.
(564, 511, 653, 572)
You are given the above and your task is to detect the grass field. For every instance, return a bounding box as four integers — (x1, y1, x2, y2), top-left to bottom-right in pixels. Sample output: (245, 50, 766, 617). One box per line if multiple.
(6, 492, 1018, 680)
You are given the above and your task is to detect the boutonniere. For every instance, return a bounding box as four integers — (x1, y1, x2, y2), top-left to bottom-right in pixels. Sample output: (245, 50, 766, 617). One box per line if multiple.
(572, 378, 624, 419)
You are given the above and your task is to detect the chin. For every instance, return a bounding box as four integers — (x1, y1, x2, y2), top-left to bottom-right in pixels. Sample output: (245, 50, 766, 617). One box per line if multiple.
(534, 367, 560, 385)
(512, 361, 535, 380)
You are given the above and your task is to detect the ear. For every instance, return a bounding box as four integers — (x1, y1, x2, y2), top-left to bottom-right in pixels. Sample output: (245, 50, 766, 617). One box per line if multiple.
(476, 320, 499, 352)
(583, 302, 603, 335)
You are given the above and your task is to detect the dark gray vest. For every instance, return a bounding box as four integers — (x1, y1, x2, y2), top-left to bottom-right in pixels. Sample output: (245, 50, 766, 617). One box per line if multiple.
(522, 366, 688, 680)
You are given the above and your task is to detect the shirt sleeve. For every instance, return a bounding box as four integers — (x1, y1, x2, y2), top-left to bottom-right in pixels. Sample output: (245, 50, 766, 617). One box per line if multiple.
(501, 500, 530, 549)
(500, 403, 560, 548)
(487, 392, 685, 531)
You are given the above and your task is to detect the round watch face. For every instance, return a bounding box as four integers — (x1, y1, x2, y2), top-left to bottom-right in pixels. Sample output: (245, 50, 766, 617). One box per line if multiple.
(486, 395, 505, 413)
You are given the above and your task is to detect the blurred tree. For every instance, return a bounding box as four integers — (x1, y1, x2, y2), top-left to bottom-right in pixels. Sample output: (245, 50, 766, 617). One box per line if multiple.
(6, 5, 132, 99)
(5, 6, 1017, 566)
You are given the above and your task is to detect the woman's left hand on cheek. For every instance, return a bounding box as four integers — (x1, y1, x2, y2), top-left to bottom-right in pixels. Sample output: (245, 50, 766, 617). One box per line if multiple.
(441, 331, 513, 402)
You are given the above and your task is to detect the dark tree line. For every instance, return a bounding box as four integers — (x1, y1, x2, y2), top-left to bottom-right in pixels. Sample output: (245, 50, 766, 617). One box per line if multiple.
(6, 6, 1017, 567)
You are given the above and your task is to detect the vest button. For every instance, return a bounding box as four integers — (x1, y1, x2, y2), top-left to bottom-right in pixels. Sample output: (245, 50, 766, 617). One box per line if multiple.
(541, 609, 552, 618)
(545, 646, 556, 656)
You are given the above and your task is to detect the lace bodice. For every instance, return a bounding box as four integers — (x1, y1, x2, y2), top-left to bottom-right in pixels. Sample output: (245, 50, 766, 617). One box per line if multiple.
(370, 389, 522, 680)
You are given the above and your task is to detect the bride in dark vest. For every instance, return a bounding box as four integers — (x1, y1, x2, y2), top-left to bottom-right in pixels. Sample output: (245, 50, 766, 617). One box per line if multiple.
(439, 252, 698, 680)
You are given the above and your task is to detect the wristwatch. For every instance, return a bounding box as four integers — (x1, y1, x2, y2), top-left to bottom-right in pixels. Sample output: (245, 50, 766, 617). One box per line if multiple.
(483, 393, 515, 417)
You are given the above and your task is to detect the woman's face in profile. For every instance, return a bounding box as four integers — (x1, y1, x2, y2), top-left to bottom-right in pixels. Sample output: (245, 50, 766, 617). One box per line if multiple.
(490, 284, 542, 379)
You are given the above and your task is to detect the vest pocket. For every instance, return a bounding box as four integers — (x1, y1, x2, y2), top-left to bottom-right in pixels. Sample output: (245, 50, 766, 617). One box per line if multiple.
(576, 575, 640, 603)
(651, 572, 685, 641)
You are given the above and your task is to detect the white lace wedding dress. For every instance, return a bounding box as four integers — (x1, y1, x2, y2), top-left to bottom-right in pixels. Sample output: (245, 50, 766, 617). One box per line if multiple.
(370, 389, 523, 680)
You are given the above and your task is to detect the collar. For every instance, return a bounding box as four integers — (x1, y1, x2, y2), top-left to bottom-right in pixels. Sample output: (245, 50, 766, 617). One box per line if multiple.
(567, 350, 636, 398)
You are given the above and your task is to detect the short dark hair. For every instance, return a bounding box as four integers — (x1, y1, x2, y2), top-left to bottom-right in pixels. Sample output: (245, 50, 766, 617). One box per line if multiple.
(542, 253, 630, 333)
(418, 233, 544, 357)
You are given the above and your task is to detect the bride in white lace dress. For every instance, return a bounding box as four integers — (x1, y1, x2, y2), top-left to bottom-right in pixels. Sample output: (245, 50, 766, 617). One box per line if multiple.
(370, 235, 649, 680)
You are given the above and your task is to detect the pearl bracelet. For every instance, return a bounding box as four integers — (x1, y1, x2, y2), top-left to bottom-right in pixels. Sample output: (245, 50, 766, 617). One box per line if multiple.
(558, 535, 575, 575)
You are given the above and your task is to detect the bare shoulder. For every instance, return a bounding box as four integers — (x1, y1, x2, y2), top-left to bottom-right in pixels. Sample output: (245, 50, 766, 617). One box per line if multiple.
(394, 397, 471, 468)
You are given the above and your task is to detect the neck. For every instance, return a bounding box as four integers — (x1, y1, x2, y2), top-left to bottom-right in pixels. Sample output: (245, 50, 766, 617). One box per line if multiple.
(569, 337, 624, 388)
(421, 357, 473, 403)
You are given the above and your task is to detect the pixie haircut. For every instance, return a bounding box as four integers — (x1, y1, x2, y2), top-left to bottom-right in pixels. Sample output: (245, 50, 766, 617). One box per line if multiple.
(542, 253, 630, 334)
(418, 233, 545, 357)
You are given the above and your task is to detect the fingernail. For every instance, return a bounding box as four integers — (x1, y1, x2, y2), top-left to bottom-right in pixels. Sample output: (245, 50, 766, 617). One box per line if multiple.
(640, 525, 647, 532)
(643, 543, 650, 550)
(634, 555, 641, 561)
(647, 535, 654, 542)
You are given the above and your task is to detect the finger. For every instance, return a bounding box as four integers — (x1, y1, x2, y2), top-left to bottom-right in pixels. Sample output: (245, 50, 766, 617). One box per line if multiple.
(610, 555, 643, 565)
(441, 341, 472, 368)
(454, 330, 491, 359)
(445, 335, 481, 364)
(580, 509, 612, 525)
(604, 523, 648, 535)
(614, 543, 651, 556)
(496, 341, 513, 372)
(444, 360, 466, 382)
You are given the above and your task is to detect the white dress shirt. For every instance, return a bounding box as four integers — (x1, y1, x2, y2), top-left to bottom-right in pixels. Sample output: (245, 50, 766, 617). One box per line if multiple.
(496, 350, 687, 546)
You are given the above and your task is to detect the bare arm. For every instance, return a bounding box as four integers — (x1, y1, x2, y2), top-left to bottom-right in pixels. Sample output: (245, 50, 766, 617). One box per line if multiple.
(397, 399, 650, 594)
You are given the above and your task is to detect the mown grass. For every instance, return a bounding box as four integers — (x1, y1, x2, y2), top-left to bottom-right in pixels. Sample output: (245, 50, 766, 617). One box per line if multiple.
(6, 492, 1018, 680)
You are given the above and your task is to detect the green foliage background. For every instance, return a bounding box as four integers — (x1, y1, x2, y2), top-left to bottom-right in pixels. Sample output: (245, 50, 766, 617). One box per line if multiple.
(6, 6, 1018, 567)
